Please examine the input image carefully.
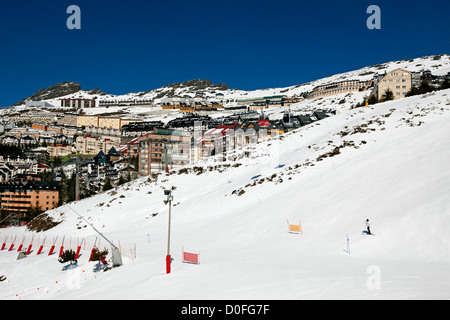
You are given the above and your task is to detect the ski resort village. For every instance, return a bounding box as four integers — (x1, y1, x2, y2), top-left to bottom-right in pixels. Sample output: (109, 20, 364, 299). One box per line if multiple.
(1, 54, 450, 300)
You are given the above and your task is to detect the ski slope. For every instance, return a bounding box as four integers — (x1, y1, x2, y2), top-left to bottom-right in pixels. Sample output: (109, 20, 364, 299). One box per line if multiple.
(1, 89, 450, 300)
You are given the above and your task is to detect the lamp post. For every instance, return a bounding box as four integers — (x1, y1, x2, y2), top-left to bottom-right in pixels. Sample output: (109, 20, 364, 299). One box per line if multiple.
(164, 189, 174, 274)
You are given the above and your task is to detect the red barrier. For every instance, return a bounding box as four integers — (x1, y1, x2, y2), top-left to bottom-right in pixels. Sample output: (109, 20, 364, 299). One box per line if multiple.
(1, 236, 7, 251)
(75, 246, 81, 260)
(36, 236, 47, 255)
(26, 235, 35, 255)
(48, 236, 58, 256)
(48, 245, 55, 256)
(58, 236, 65, 258)
(75, 239, 85, 260)
(8, 235, 17, 251)
(17, 236, 26, 252)
(58, 246, 64, 258)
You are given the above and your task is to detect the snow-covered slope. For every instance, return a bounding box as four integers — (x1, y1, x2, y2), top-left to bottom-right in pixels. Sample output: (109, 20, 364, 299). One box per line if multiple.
(1, 89, 450, 300)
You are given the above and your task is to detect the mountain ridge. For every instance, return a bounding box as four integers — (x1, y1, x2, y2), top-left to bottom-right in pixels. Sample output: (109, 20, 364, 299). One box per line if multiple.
(9, 54, 450, 110)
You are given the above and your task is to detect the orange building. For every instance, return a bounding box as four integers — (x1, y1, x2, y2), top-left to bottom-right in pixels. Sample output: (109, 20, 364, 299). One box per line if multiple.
(0, 181, 60, 215)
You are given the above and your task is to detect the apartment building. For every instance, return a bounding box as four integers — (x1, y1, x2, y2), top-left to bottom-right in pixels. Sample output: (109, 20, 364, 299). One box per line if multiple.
(76, 135, 121, 155)
(8, 112, 57, 125)
(60, 98, 96, 108)
(138, 128, 191, 175)
(370, 68, 412, 100)
(0, 180, 60, 215)
(47, 144, 72, 157)
(57, 112, 78, 127)
(77, 115, 99, 128)
(307, 79, 373, 99)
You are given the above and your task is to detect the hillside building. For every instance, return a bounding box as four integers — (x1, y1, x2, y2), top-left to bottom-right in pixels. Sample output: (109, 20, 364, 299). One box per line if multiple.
(0, 180, 60, 215)
(370, 68, 412, 100)
(138, 128, 191, 175)
(60, 98, 96, 108)
(75, 135, 121, 155)
(307, 80, 373, 99)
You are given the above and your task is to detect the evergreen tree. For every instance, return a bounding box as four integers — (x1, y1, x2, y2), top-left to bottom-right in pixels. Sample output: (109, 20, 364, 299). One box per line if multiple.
(58, 249, 77, 266)
(90, 248, 109, 262)
(381, 89, 394, 102)
(440, 76, 450, 90)
(102, 177, 113, 192)
(405, 86, 420, 97)
(368, 95, 379, 105)
(418, 80, 434, 94)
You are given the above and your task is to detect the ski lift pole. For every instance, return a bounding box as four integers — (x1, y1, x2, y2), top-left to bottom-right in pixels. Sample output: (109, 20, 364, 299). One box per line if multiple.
(66, 205, 122, 266)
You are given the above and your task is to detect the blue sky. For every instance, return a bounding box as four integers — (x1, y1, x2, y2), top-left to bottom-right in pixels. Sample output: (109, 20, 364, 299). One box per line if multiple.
(0, 0, 449, 107)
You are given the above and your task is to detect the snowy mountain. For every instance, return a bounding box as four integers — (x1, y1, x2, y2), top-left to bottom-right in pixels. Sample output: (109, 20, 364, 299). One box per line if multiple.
(8, 54, 450, 118)
(1, 86, 450, 300)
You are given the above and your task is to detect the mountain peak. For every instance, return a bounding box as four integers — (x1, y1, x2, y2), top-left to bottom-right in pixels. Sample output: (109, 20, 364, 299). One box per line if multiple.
(14, 81, 81, 106)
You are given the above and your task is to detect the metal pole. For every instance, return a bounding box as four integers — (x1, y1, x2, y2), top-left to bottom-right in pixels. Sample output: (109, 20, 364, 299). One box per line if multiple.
(166, 198, 172, 274)
(67, 205, 117, 250)
(75, 158, 80, 201)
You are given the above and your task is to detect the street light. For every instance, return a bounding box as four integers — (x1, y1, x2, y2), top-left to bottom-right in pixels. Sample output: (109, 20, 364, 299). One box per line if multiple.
(164, 189, 174, 274)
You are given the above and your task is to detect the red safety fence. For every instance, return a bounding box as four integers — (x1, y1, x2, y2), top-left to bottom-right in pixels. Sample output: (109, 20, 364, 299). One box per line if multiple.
(0, 234, 136, 261)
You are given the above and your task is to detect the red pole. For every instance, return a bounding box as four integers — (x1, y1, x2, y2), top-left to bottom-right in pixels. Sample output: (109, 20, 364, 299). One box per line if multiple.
(58, 235, 65, 258)
(58, 245, 64, 258)
(17, 236, 25, 252)
(166, 254, 171, 274)
(37, 236, 47, 255)
(1, 236, 7, 251)
(75, 246, 81, 260)
(75, 239, 84, 260)
(8, 235, 16, 251)
(48, 236, 58, 256)
(26, 235, 35, 255)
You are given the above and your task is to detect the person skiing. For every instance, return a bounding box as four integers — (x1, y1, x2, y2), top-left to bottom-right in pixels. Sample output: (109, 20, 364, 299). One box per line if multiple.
(365, 219, 371, 235)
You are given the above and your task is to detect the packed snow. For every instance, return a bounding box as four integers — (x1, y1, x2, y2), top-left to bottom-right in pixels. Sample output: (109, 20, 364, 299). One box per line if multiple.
(1, 88, 450, 300)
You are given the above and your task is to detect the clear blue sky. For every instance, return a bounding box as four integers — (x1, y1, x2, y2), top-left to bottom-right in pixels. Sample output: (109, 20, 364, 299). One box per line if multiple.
(0, 0, 449, 107)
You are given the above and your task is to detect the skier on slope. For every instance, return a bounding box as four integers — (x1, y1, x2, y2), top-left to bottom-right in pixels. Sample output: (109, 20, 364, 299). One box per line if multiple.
(365, 219, 371, 235)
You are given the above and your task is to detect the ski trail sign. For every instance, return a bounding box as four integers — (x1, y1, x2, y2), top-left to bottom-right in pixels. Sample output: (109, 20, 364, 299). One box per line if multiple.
(287, 220, 303, 234)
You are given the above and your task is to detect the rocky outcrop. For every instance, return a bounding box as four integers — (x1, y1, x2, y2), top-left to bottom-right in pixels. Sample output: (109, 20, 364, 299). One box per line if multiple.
(14, 82, 81, 106)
